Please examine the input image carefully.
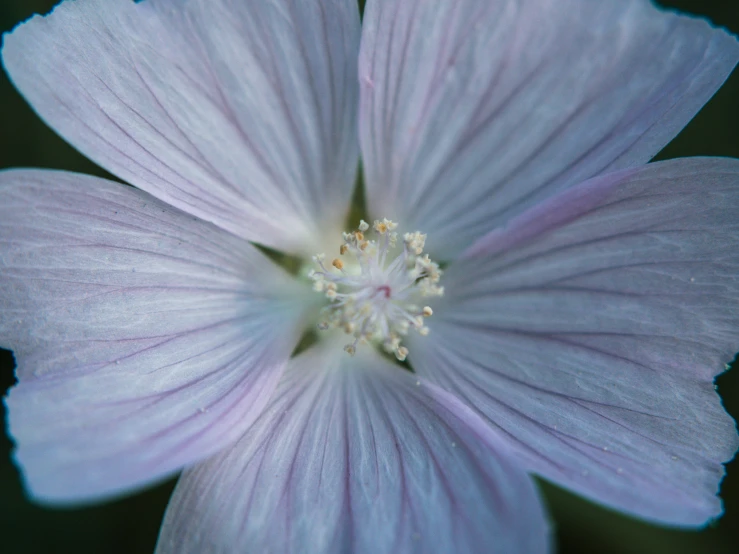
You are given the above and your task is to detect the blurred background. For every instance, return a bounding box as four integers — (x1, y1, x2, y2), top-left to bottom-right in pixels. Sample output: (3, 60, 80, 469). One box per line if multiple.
(1, 0, 738, 552)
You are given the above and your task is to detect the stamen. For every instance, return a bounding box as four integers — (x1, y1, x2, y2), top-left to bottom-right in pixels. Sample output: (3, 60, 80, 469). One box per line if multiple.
(312, 219, 444, 361)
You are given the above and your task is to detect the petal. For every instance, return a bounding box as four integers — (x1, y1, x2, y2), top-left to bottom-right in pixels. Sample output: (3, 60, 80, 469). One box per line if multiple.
(156, 343, 550, 554)
(408, 158, 739, 526)
(359, 0, 739, 258)
(0, 170, 312, 504)
(2, 0, 361, 253)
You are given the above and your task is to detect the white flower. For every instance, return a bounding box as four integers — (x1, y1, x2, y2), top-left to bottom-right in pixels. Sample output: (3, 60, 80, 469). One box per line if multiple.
(1, 0, 739, 552)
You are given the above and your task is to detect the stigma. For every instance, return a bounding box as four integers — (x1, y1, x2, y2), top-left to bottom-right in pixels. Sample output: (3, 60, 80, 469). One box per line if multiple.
(310, 219, 444, 361)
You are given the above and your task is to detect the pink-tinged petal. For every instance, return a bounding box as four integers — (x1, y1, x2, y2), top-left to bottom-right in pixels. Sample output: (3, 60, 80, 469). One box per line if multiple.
(0, 170, 312, 505)
(2, 0, 361, 253)
(359, 0, 739, 258)
(156, 344, 551, 554)
(408, 158, 739, 526)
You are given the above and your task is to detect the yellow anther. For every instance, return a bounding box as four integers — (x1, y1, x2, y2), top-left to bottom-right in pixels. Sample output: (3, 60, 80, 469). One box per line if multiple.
(396, 347, 409, 362)
(332, 258, 344, 270)
(340, 244, 349, 255)
(404, 231, 427, 255)
(373, 219, 388, 234)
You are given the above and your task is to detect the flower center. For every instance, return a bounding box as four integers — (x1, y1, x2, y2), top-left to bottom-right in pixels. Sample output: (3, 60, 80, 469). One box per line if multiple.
(310, 219, 444, 361)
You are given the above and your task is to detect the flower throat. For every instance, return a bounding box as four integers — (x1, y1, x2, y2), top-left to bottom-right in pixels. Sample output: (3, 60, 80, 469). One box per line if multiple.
(310, 219, 444, 361)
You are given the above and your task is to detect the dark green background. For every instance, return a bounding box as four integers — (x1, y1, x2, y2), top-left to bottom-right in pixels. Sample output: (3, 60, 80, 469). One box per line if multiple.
(1, 1, 738, 552)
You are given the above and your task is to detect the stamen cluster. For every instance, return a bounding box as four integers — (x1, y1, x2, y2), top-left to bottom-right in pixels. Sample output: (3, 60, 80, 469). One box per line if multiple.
(310, 219, 444, 361)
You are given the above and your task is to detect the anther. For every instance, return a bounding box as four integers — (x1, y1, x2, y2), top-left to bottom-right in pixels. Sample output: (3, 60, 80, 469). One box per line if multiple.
(396, 347, 409, 362)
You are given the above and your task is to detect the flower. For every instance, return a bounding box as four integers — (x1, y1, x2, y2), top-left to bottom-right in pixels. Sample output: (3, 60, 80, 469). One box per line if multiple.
(1, 0, 738, 552)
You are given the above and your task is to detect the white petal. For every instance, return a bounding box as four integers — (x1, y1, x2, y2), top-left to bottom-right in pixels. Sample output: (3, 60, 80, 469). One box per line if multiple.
(0, 170, 311, 504)
(156, 344, 551, 554)
(359, 0, 739, 258)
(409, 158, 739, 526)
(3, 0, 361, 252)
